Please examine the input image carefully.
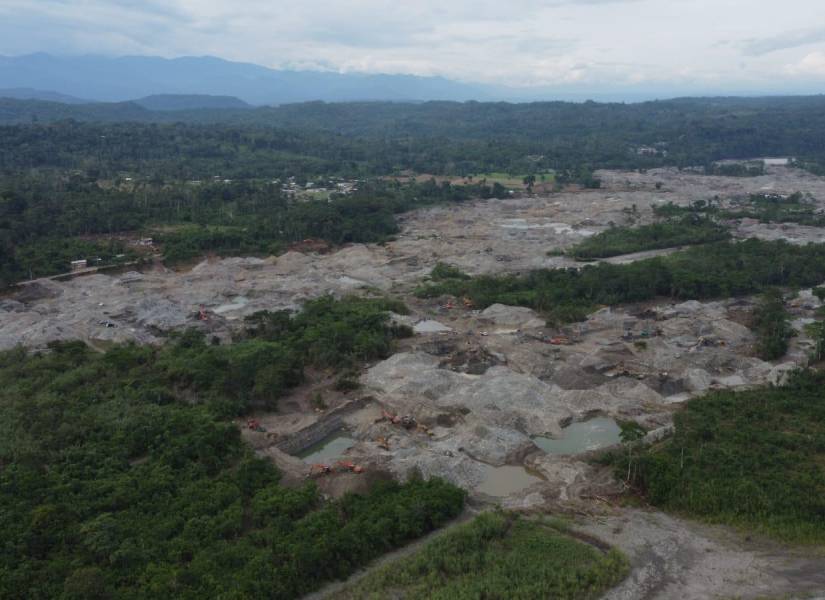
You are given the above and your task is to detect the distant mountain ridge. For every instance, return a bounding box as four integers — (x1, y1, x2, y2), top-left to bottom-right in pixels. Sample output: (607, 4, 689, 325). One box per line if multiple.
(0, 53, 491, 105)
(0, 87, 89, 104)
(134, 94, 251, 111)
(0, 98, 151, 123)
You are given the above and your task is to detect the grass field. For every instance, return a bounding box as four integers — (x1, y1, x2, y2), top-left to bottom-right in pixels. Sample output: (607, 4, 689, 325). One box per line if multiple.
(332, 511, 628, 600)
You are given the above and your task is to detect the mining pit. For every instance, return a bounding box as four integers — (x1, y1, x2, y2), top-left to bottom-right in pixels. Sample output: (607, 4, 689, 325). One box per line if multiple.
(6, 165, 825, 598)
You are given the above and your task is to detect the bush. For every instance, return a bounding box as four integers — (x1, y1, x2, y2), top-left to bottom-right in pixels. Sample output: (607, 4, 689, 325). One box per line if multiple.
(430, 262, 471, 281)
(620, 370, 825, 542)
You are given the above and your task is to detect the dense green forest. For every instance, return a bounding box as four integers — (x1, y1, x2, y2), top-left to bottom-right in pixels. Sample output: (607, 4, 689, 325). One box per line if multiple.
(618, 369, 825, 543)
(334, 512, 628, 599)
(5, 96, 825, 177)
(417, 239, 825, 324)
(0, 297, 465, 599)
(569, 215, 730, 260)
(0, 176, 505, 285)
(4, 95, 825, 286)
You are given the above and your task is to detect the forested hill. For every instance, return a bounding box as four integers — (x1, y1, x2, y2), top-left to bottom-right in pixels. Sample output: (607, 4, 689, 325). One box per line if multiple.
(5, 94, 825, 133)
(4, 96, 825, 175)
(133, 94, 251, 111)
(0, 98, 153, 123)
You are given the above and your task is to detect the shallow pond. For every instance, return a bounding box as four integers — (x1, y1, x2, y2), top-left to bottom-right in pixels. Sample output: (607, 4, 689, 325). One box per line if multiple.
(297, 432, 356, 464)
(475, 464, 543, 497)
(533, 417, 621, 455)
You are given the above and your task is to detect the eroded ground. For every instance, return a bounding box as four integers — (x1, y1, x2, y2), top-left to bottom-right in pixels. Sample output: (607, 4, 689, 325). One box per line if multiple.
(5, 165, 825, 598)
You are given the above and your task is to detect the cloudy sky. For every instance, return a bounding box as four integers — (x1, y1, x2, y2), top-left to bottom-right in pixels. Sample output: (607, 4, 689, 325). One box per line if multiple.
(1, 0, 825, 93)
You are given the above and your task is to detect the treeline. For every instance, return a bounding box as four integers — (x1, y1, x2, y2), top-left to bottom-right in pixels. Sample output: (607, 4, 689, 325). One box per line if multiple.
(569, 215, 730, 260)
(5, 95, 825, 177)
(725, 192, 825, 226)
(751, 289, 794, 360)
(655, 193, 825, 226)
(417, 239, 825, 323)
(0, 121, 369, 180)
(617, 369, 825, 542)
(0, 176, 504, 285)
(0, 297, 465, 598)
(153, 295, 411, 416)
(0, 120, 599, 181)
(158, 179, 508, 264)
(705, 162, 765, 177)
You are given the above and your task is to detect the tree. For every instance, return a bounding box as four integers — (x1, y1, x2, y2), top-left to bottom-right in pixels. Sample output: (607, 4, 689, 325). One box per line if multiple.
(619, 421, 647, 484)
(523, 174, 536, 191)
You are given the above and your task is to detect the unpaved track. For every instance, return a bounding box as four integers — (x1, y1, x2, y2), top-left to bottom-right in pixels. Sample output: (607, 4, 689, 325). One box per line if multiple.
(581, 508, 825, 599)
(306, 504, 825, 600)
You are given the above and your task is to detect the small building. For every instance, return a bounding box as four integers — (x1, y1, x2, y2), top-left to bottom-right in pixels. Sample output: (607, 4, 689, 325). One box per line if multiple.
(762, 157, 791, 167)
(70, 259, 88, 271)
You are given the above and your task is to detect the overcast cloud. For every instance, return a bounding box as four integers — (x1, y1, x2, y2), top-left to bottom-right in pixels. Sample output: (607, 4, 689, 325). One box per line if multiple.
(0, 0, 824, 93)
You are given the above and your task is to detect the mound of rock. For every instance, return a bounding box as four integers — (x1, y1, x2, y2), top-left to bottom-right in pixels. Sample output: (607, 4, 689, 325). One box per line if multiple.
(478, 303, 545, 329)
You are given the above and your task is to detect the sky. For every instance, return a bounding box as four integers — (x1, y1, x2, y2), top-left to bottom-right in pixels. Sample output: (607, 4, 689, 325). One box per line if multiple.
(1, 0, 825, 94)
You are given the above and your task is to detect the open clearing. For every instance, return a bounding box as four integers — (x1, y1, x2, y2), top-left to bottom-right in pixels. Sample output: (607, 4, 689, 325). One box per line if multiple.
(5, 165, 825, 598)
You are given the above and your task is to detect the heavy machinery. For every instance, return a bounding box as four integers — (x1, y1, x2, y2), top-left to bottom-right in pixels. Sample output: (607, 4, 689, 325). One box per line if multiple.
(246, 419, 266, 433)
(376, 436, 390, 451)
(309, 463, 332, 477)
(335, 460, 364, 474)
(308, 461, 364, 477)
(380, 409, 417, 429)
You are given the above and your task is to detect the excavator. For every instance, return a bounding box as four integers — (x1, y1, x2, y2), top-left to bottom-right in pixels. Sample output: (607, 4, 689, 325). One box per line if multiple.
(309, 463, 332, 477)
(380, 409, 417, 429)
(335, 460, 364, 474)
(308, 461, 364, 477)
(246, 419, 266, 433)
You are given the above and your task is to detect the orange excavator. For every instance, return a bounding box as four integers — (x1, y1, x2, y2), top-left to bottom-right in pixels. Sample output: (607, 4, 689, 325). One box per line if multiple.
(309, 464, 332, 477)
(376, 436, 390, 451)
(198, 305, 209, 322)
(381, 409, 402, 425)
(380, 409, 417, 429)
(335, 460, 364, 474)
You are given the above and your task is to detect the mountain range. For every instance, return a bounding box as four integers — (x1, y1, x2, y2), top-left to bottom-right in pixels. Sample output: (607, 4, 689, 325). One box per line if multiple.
(0, 53, 492, 105)
(3, 53, 819, 107)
